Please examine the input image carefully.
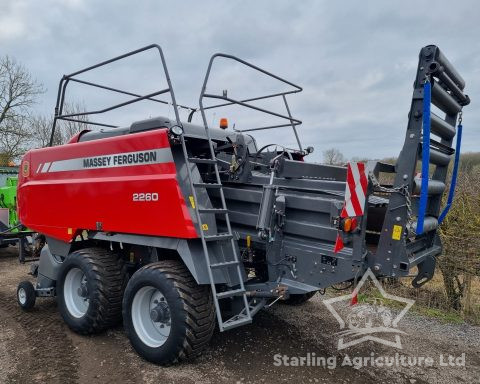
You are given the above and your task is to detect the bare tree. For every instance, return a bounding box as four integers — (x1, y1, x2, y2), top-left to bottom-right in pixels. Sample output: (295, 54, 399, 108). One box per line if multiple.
(30, 102, 90, 148)
(350, 156, 371, 163)
(323, 147, 345, 165)
(0, 115, 33, 162)
(30, 115, 56, 148)
(59, 101, 90, 141)
(0, 56, 44, 161)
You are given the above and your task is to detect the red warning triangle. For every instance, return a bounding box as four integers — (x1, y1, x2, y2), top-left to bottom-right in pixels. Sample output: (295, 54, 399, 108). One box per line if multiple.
(350, 292, 358, 306)
(333, 234, 344, 253)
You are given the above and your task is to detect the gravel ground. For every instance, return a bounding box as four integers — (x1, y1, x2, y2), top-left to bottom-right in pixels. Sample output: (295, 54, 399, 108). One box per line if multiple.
(0, 246, 478, 383)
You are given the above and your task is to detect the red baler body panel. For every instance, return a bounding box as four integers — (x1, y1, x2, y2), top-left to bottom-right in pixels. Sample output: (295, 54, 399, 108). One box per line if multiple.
(18, 129, 197, 242)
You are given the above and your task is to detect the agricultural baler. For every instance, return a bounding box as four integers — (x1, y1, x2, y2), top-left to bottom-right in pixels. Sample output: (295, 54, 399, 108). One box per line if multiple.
(16, 44, 469, 364)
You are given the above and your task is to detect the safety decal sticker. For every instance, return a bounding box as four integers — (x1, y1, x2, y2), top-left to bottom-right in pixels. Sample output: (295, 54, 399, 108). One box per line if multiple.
(334, 162, 369, 254)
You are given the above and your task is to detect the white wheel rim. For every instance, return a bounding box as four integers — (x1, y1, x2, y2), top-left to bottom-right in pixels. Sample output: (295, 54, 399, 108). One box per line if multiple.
(132, 286, 171, 348)
(64, 268, 89, 318)
(18, 288, 27, 305)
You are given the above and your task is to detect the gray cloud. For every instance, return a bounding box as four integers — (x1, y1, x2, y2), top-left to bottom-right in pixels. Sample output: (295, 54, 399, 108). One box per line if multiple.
(1, 0, 478, 162)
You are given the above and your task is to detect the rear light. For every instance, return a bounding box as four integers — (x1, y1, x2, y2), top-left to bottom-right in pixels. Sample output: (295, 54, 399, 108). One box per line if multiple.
(343, 218, 353, 232)
(351, 218, 358, 230)
(340, 217, 358, 233)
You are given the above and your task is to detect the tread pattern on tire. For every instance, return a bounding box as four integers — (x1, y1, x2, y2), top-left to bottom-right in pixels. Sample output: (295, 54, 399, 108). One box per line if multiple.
(138, 260, 215, 363)
(59, 247, 127, 334)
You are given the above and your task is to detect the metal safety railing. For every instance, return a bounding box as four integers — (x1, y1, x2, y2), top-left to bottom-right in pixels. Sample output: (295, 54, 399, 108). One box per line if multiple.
(48, 44, 195, 146)
(195, 54, 304, 151)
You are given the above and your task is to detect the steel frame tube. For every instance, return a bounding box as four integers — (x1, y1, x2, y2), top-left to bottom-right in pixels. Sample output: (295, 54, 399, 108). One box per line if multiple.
(434, 47, 465, 89)
(430, 112, 456, 140)
(428, 61, 469, 105)
(429, 147, 451, 166)
(413, 178, 446, 195)
(431, 82, 461, 114)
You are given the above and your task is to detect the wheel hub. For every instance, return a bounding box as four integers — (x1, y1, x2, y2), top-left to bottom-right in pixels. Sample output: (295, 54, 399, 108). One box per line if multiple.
(150, 301, 170, 323)
(77, 284, 88, 298)
(131, 286, 172, 347)
(18, 288, 26, 304)
(64, 268, 90, 318)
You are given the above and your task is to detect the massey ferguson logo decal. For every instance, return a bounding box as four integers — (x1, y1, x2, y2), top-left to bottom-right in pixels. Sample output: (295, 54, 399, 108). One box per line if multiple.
(83, 151, 158, 168)
(35, 148, 173, 173)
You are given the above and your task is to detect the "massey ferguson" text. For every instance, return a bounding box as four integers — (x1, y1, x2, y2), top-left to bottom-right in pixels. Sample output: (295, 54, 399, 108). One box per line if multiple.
(83, 151, 158, 168)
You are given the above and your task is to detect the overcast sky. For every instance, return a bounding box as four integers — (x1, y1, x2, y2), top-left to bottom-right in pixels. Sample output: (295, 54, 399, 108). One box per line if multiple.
(1, 0, 478, 162)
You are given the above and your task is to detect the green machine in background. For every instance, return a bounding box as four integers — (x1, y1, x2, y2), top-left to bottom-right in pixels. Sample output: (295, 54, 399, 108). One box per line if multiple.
(0, 167, 22, 244)
(0, 167, 42, 262)
(0, 175, 20, 232)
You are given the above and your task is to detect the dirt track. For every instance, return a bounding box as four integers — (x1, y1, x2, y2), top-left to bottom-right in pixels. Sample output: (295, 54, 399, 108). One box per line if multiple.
(0, 246, 478, 384)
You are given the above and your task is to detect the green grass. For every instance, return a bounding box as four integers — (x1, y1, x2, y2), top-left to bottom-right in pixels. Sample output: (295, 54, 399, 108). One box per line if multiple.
(357, 291, 405, 309)
(356, 290, 465, 324)
(412, 306, 465, 324)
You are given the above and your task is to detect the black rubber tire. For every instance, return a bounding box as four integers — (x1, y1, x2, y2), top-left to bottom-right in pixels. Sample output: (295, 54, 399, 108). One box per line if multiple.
(123, 260, 215, 365)
(282, 291, 317, 306)
(57, 247, 127, 334)
(17, 280, 36, 310)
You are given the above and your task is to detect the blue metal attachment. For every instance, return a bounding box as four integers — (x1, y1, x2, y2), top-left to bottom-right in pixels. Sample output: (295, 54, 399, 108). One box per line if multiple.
(438, 123, 463, 224)
(417, 80, 431, 234)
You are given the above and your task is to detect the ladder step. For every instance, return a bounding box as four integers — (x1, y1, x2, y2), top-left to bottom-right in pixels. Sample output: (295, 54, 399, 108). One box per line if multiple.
(222, 315, 252, 331)
(216, 288, 246, 299)
(188, 157, 217, 164)
(204, 233, 233, 242)
(193, 182, 222, 189)
(210, 260, 239, 269)
(198, 208, 228, 214)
